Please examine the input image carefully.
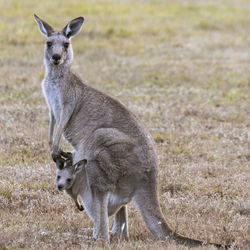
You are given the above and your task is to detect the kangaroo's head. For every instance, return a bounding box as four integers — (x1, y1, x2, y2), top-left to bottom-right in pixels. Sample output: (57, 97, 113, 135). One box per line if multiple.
(34, 14, 84, 69)
(56, 159, 87, 191)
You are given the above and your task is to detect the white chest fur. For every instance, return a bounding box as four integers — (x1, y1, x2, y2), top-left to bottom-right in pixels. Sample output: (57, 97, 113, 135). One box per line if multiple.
(42, 79, 62, 123)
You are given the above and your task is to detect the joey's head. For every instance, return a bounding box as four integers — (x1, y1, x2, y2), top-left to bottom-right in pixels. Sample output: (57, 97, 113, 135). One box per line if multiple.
(56, 159, 87, 191)
(34, 14, 84, 69)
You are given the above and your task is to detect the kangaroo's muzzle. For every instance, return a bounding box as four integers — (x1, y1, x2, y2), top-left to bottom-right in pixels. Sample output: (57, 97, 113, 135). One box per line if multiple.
(51, 54, 62, 65)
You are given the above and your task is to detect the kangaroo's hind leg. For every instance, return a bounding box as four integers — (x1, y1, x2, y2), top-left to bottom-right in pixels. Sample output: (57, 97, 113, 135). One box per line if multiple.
(111, 205, 129, 240)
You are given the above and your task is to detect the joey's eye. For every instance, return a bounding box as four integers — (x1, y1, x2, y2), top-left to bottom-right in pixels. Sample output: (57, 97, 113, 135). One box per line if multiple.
(47, 41, 52, 47)
(67, 178, 72, 183)
(57, 176, 61, 180)
(63, 42, 69, 49)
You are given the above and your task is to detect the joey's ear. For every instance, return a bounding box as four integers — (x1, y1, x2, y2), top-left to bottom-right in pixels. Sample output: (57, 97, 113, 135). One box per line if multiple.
(74, 159, 87, 175)
(62, 17, 84, 38)
(34, 14, 55, 37)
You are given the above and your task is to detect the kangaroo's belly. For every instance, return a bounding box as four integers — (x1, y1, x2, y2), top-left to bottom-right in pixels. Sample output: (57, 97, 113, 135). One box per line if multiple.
(80, 189, 131, 219)
(107, 192, 131, 216)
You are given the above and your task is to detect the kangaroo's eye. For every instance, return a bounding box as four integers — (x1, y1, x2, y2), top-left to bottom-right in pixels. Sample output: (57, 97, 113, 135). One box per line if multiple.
(57, 176, 61, 180)
(67, 178, 72, 183)
(47, 41, 52, 47)
(63, 42, 69, 49)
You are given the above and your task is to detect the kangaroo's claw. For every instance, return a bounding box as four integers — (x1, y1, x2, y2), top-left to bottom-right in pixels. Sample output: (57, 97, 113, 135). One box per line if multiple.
(60, 150, 73, 160)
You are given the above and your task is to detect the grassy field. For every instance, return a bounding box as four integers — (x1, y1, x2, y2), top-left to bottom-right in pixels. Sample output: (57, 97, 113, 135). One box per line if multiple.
(0, 0, 249, 249)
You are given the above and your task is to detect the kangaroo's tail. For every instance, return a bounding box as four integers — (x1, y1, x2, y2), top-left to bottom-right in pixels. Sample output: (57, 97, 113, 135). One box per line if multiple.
(133, 182, 229, 249)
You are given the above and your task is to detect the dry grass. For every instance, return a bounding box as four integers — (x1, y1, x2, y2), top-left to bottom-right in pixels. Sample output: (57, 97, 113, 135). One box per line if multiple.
(0, 0, 249, 249)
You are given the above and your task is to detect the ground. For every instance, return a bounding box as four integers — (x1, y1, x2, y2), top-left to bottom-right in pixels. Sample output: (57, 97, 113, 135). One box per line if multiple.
(0, 0, 249, 249)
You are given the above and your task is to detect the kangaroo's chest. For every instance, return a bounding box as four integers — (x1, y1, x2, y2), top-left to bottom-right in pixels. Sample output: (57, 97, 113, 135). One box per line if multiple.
(42, 79, 62, 123)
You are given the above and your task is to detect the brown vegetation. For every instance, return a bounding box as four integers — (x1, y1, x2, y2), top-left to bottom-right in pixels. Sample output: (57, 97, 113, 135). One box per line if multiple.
(0, 0, 249, 249)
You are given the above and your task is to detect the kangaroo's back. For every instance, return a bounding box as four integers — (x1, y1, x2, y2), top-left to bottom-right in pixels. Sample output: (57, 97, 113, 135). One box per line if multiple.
(63, 75, 158, 166)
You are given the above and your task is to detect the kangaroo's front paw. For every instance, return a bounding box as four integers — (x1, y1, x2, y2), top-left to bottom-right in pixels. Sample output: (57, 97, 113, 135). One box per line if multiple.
(51, 149, 64, 169)
(51, 151, 60, 162)
(76, 200, 84, 211)
(60, 150, 73, 161)
(51, 145, 60, 161)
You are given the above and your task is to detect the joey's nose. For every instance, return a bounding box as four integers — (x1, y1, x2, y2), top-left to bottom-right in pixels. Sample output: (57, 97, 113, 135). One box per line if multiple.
(52, 54, 61, 62)
(57, 185, 63, 191)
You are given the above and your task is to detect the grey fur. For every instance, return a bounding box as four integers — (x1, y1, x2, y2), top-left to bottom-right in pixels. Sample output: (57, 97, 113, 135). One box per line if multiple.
(35, 15, 225, 248)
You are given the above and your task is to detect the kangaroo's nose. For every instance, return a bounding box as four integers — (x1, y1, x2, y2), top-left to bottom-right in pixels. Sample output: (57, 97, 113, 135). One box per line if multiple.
(57, 185, 63, 191)
(52, 54, 61, 62)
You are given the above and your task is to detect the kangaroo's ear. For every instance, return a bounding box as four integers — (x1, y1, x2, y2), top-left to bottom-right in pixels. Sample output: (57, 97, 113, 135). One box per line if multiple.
(34, 14, 55, 37)
(74, 159, 87, 175)
(62, 17, 84, 39)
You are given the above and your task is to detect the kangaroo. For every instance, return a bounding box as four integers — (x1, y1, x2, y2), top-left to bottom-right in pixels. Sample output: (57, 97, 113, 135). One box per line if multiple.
(34, 14, 226, 248)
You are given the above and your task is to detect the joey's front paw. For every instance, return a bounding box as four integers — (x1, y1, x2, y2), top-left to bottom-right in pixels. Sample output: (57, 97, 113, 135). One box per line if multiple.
(76, 201, 84, 211)
(78, 205, 84, 211)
